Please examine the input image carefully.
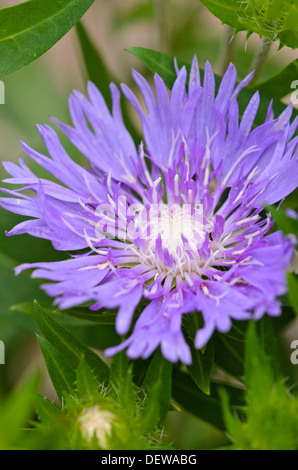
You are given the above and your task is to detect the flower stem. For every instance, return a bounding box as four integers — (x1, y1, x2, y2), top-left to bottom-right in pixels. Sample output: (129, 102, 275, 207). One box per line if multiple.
(249, 37, 272, 86)
(217, 25, 236, 75)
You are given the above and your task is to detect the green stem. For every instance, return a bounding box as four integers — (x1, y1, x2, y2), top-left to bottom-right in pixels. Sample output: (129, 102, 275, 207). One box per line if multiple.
(249, 37, 272, 86)
(217, 25, 236, 75)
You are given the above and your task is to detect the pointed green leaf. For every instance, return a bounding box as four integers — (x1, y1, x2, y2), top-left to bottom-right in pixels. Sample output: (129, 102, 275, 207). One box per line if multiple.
(218, 388, 245, 444)
(214, 324, 246, 379)
(186, 339, 214, 395)
(75, 355, 100, 400)
(199, 0, 298, 49)
(0, 0, 95, 76)
(184, 313, 214, 395)
(244, 322, 274, 401)
(37, 335, 76, 402)
(220, 321, 298, 450)
(109, 351, 135, 409)
(141, 350, 172, 431)
(125, 46, 190, 90)
(33, 301, 110, 385)
(199, 0, 243, 32)
(256, 315, 281, 380)
(34, 396, 62, 424)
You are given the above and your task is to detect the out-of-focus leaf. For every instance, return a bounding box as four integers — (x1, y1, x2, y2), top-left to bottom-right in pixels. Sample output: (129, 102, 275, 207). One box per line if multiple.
(0, 0, 95, 76)
(0, 372, 39, 449)
(125, 47, 297, 125)
(33, 301, 110, 385)
(34, 396, 62, 425)
(76, 21, 113, 109)
(251, 59, 298, 99)
(141, 350, 172, 431)
(279, 29, 298, 49)
(220, 322, 298, 450)
(37, 335, 76, 402)
(111, 1, 154, 30)
(267, 205, 298, 237)
(172, 370, 245, 431)
(244, 323, 274, 398)
(288, 272, 298, 316)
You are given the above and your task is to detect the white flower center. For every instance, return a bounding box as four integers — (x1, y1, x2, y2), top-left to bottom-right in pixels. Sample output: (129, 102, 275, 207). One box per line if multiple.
(133, 203, 215, 278)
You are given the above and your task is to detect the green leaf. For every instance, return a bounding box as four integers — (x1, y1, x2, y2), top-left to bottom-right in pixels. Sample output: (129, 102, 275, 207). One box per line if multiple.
(76, 21, 113, 109)
(220, 322, 298, 450)
(214, 323, 246, 379)
(141, 350, 172, 431)
(109, 351, 135, 409)
(33, 301, 110, 385)
(57, 307, 117, 325)
(251, 59, 298, 99)
(287, 272, 298, 316)
(244, 323, 275, 403)
(186, 339, 214, 395)
(125, 46, 189, 90)
(267, 205, 298, 237)
(199, 0, 298, 49)
(75, 355, 100, 400)
(0, 372, 39, 449)
(199, 0, 243, 32)
(34, 396, 62, 425)
(218, 388, 245, 444)
(184, 313, 214, 395)
(125, 47, 297, 125)
(0, 0, 95, 76)
(37, 335, 76, 402)
(172, 370, 245, 431)
(256, 315, 281, 380)
(279, 29, 298, 49)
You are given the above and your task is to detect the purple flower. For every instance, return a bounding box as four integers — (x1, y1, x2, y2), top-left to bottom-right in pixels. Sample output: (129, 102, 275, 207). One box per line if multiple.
(1, 57, 297, 364)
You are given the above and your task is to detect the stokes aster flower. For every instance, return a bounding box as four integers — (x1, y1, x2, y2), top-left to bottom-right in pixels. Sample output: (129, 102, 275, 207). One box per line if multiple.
(1, 57, 297, 364)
